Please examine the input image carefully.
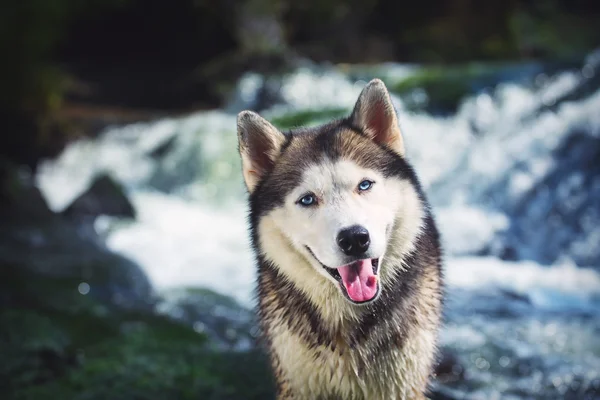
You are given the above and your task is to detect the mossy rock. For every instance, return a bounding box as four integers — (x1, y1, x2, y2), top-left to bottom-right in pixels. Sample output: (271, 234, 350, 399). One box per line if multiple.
(269, 107, 350, 130)
(0, 204, 154, 312)
(0, 264, 275, 400)
(159, 287, 259, 351)
(390, 68, 473, 113)
(387, 62, 543, 114)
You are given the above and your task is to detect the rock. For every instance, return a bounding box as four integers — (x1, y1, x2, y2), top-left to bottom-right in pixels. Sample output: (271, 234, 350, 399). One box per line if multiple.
(434, 348, 465, 385)
(158, 287, 258, 351)
(148, 135, 177, 159)
(62, 173, 135, 219)
(387, 61, 551, 115)
(0, 166, 154, 312)
(429, 349, 468, 400)
(428, 385, 462, 400)
(0, 158, 55, 222)
(498, 289, 531, 304)
(0, 219, 156, 312)
(0, 264, 275, 400)
(497, 130, 600, 267)
(428, 387, 461, 400)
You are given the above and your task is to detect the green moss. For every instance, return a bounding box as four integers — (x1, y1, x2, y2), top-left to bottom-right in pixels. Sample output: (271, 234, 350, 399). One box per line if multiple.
(391, 68, 471, 113)
(0, 265, 275, 400)
(269, 107, 349, 129)
(387, 62, 537, 113)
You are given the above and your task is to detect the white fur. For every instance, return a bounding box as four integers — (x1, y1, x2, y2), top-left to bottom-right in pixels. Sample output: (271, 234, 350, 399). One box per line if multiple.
(261, 160, 424, 307)
(275, 160, 392, 266)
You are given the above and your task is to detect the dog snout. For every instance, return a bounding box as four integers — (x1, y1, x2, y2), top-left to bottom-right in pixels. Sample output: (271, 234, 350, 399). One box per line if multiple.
(337, 225, 370, 256)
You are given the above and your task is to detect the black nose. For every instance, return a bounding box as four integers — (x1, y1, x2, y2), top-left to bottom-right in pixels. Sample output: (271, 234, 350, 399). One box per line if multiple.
(337, 225, 370, 256)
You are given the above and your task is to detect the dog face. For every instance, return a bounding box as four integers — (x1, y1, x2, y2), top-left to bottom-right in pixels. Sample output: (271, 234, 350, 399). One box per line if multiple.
(238, 79, 424, 305)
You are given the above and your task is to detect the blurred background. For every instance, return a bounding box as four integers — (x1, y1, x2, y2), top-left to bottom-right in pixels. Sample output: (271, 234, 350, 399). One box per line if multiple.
(1, 0, 599, 399)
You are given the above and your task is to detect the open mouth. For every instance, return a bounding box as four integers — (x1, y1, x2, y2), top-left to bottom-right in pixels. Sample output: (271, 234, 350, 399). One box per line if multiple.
(306, 247, 380, 304)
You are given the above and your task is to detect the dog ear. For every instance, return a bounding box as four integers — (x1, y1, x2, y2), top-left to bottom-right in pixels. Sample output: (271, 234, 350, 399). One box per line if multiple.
(237, 110, 286, 193)
(350, 79, 405, 156)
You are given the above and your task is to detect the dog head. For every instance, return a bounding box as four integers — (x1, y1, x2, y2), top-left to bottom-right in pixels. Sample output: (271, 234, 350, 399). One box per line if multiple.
(237, 79, 424, 306)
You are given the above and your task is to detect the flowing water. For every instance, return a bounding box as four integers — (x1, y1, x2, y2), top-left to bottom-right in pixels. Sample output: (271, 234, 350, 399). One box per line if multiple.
(36, 51, 600, 399)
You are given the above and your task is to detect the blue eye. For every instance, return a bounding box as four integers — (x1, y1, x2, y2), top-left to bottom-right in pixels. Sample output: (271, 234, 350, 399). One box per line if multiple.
(358, 180, 374, 191)
(298, 193, 317, 207)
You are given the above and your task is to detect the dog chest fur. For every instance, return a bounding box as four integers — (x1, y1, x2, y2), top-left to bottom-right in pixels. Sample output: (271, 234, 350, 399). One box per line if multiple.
(265, 284, 439, 400)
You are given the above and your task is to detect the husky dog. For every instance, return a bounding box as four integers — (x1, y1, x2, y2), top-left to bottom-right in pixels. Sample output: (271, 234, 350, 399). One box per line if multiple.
(236, 79, 443, 400)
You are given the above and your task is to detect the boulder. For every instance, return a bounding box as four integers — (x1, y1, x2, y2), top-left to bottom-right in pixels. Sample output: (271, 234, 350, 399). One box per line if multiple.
(158, 287, 258, 351)
(62, 174, 135, 219)
(434, 348, 465, 385)
(0, 158, 55, 222)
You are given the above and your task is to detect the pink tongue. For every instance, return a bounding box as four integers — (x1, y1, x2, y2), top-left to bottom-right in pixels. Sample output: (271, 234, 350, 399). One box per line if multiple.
(336, 259, 378, 302)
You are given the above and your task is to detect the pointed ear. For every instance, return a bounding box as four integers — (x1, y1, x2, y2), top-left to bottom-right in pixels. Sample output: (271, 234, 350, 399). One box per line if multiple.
(350, 79, 405, 156)
(237, 110, 286, 193)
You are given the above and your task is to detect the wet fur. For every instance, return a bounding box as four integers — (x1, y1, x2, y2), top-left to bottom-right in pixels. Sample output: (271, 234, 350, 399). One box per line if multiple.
(238, 80, 443, 399)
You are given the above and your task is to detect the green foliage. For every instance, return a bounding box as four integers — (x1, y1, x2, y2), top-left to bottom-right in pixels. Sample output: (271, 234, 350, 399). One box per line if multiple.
(0, 0, 133, 168)
(0, 0, 127, 112)
(508, 3, 598, 60)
